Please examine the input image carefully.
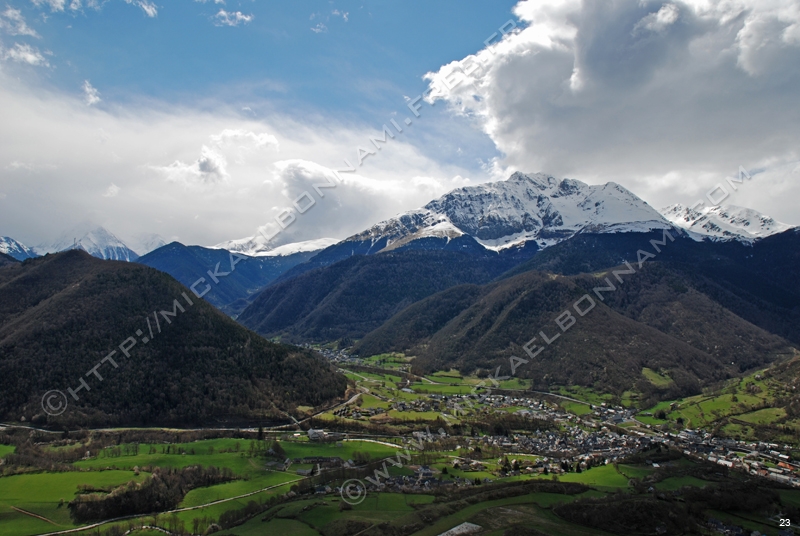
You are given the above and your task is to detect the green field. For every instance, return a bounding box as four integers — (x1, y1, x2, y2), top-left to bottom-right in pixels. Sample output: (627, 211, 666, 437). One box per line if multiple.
(561, 401, 593, 416)
(6, 358, 799, 536)
(0, 470, 146, 536)
(74, 438, 400, 476)
(425, 371, 470, 385)
(642, 368, 674, 388)
(411, 383, 476, 395)
(0, 437, 404, 536)
(75, 438, 260, 473)
(616, 464, 654, 479)
(179, 472, 300, 507)
(638, 363, 800, 442)
(736, 407, 787, 424)
(554, 386, 615, 406)
(358, 393, 391, 409)
(531, 465, 629, 490)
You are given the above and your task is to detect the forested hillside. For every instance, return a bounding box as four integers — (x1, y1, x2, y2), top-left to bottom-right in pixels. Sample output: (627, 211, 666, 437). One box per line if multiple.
(238, 249, 523, 343)
(0, 250, 346, 427)
(356, 264, 794, 406)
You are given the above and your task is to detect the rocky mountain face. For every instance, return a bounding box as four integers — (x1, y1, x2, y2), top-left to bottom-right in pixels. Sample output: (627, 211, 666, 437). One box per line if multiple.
(269, 172, 674, 284)
(0, 236, 37, 261)
(346, 172, 673, 252)
(661, 204, 793, 242)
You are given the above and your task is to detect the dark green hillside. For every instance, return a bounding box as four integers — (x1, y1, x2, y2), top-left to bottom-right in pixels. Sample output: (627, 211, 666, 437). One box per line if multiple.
(571, 263, 794, 372)
(355, 264, 791, 402)
(499, 229, 800, 344)
(0, 251, 18, 266)
(238, 249, 520, 343)
(411, 271, 723, 398)
(137, 242, 317, 316)
(498, 230, 715, 278)
(0, 250, 346, 427)
(353, 283, 487, 357)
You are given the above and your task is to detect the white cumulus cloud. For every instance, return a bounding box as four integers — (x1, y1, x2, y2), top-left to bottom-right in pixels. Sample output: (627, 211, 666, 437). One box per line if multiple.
(82, 80, 101, 105)
(0, 6, 39, 37)
(423, 0, 800, 217)
(31, 0, 66, 12)
(633, 3, 680, 35)
(123, 0, 157, 18)
(1, 43, 49, 66)
(213, 9, 253, 27)
(154, 145, 229, 187)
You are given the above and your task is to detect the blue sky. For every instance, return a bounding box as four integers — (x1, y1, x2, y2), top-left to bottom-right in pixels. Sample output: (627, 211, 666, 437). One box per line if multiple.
(26, 1, 518, 122)
(1, 0, 799, 251)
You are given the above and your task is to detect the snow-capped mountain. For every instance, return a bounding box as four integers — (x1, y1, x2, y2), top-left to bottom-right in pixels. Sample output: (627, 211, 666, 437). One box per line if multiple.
(0, 236, 38, 260)
(213, 236, 340, 257)
(37, 224, 139, 261)
(661, 204, 793, 243)
(344, 172, 673, 253)
(126, 233, 167, 256)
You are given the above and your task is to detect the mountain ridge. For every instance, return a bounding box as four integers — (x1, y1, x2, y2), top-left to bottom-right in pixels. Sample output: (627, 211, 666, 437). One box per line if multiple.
(137, 242, 322, 316)
(661, 203, 794, 242)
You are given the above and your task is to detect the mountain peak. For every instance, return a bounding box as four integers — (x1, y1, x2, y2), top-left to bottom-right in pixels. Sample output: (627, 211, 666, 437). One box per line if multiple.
(661, 203, 793, 242)
(345, 172, 672, 253)
(36, 223, 139, 261)
(0, 236, 38, 260)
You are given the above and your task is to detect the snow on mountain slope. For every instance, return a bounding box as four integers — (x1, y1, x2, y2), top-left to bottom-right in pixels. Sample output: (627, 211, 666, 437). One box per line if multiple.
(127, 233, 167, 255)
(0, 236, 38, 260)
(345, 172, 673, 252)
(261, 238, 341, 256)
(212, 236, 340, 257)
(661, 204, 794, 242)
(37, 223, 139, 261)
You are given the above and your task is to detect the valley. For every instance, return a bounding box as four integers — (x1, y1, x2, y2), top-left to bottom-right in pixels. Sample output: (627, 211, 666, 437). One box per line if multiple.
(2, 172, 799, 536)
(3, 0, 800, 531)
(5, 348, 800, 536)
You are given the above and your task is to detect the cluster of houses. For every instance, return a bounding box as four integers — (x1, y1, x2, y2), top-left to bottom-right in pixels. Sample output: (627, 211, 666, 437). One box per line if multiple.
(357, 464, 492, 493)
(669, 430, 800, 487)
(298, 344, 354, 364)
(471, 426, 652, 463)
(392, 398, 437, 413)
(301, 358, 800, 495)
(333, 406, 386, 419)
(427, 393, 637, 428)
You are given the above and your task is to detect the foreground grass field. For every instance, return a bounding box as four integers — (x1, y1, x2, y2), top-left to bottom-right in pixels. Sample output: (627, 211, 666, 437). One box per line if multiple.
(0, 438, 404, 536)
(74, 438, 401, 477)
(5, 356, 800, 535)
(0, 470, 146, 536)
